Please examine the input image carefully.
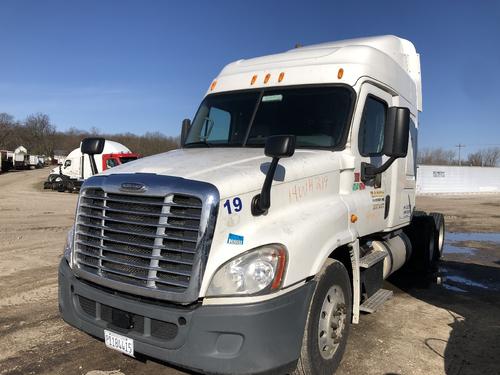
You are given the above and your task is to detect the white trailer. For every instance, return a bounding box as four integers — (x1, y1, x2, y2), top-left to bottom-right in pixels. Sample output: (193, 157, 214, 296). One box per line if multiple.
(58, 35, 444, 375)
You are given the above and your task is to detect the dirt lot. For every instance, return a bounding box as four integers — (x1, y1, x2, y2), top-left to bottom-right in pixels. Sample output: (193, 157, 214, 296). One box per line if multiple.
(1, 168, 499, 375)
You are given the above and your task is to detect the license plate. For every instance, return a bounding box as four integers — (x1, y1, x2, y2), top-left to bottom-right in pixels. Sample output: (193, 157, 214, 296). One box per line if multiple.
(104, 329, 134, 357)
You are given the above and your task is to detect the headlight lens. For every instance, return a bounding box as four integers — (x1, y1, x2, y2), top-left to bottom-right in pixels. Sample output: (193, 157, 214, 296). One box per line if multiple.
(207, 244, 287, 297)
(63, 225, 75, 267)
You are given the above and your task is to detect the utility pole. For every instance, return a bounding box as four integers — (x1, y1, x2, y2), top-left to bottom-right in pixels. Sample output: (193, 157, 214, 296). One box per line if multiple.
(455, 144, 465, 166)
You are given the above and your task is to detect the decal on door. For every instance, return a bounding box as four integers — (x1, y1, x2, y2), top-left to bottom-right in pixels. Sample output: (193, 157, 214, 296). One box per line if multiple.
(370, 190, 385, 210)
(352, 172, 366, 191)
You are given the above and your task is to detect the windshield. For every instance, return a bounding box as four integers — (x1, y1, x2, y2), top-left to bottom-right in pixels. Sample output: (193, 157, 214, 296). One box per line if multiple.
(119, 156, 138, 164)
(185, 86, 353, 149)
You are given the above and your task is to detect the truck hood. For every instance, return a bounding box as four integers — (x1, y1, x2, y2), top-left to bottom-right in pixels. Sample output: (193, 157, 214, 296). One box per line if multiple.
(103, 148, 342, 199)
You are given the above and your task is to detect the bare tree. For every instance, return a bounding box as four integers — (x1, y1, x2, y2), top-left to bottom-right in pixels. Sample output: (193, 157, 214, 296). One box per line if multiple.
(467, 151, 484, 166)
(0, 112, 179, 157)
(417, 147, 456, 165)
(467, 147, 500, 167)
(24, 113, 56, 156)
(0, 113, 15, 149)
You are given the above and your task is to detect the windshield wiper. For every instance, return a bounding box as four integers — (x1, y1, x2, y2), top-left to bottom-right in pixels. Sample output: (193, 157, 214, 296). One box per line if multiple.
(184, 140, 211, 148)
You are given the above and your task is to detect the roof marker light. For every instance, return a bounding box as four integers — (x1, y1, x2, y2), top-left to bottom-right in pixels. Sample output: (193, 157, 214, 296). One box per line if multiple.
(337, 68, 344, 79)
(278, 72, 285, 82)
(210, 80, 217, 91)
(264, 73, 271, 84)
(251, 75, 257, 85)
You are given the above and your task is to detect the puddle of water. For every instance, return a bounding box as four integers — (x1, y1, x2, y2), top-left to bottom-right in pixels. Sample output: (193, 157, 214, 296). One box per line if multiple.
(440, 266, 499, 293)
(444, 243, 477, 255)
(446, 232, 500, 243)
(443, 231, 500, 255)
(445, 275, 490, 290)
(442, 283, 468, 293)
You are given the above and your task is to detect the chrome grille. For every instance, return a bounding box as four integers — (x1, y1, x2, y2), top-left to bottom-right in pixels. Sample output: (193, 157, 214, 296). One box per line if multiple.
(74, 188, 203, 294)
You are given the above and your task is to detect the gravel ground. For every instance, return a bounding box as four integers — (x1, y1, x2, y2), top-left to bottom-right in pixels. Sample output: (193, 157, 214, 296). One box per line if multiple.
(1, 168, 499, 375)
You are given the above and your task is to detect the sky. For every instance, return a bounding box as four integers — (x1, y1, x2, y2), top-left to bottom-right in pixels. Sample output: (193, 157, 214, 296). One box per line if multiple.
(1, 0, 499, 155)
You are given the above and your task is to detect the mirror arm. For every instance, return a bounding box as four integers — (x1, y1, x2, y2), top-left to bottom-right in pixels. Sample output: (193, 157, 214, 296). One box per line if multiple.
(251, 157, 280, 216)
(89, 155, 99, 176)
(361, 156, 397, 182)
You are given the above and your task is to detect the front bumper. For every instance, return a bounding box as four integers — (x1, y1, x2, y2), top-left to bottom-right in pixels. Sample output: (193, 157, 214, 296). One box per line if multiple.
(58, 259, 315, 374)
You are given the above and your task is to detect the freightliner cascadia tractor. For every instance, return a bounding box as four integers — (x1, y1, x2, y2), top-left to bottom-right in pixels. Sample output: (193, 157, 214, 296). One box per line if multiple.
(59, 35, 445, 374)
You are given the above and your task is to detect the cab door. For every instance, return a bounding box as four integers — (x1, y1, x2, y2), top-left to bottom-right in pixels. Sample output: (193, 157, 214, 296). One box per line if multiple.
(350, 83, 394, 236)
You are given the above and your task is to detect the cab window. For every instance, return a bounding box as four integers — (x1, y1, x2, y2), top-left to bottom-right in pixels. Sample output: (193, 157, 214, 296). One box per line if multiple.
(106, 158, 119, 169)
(359, 96, 387, 156)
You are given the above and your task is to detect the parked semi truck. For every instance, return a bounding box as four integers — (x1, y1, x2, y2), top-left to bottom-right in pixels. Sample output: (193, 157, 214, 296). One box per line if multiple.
(45, 140, 139, 192)
(13, 146, 28, 169)
(59, 35, 445, 374)
(0, 150, 14, 172)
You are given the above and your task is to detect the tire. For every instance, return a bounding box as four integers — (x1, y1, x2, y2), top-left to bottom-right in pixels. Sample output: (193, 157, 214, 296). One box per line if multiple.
(48, 174, 63, 183)
(293, 259, 352, 375)
(429, 212, 445, 260)
(404, 215, 437, 273)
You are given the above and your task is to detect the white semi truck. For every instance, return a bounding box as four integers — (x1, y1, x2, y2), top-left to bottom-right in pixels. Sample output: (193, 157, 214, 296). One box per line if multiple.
(59, 35, 445, 374)
(13, 146, 28, 169)
(46, 140, 139, 192)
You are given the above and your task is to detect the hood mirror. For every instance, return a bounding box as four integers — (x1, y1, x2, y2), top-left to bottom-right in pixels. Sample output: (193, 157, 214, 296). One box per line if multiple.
(80, 137, 105, 176)
(252, 135, 296, 216)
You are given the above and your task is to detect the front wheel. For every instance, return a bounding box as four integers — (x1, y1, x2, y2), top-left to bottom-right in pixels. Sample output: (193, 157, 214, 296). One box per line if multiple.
(293, 259, 352, 375)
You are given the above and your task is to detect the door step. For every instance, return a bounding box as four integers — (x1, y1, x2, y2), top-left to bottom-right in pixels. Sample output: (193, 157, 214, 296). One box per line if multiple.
(359, 248, 388, 268)
(359, 289, 393, 313)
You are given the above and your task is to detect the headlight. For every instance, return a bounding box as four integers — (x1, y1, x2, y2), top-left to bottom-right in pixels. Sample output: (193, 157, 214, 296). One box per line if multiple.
(207, 244, 287, 297)
(63, 225, 75, 267)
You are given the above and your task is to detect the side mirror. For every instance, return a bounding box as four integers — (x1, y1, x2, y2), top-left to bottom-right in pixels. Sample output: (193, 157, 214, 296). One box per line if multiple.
(265, 134, 296, 158)
(81, 138, 105, 155)
(252, 135, 296, 216)
(80, 137, 105, 176)
(383, 107, 410, 158)
(361, 107, 410, 182)
(181, 119, 191, 147)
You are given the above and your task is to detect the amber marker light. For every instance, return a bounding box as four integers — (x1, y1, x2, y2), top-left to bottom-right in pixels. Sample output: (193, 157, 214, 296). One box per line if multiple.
(210, 80, 217, 91)
(264, 73, 271, 84)
(351, 214, 358, 223)
(250, 75, 257, 85)
(271, 246, 287, 290)
(278, 72, 285, 82)
(337, 68, 344, 79)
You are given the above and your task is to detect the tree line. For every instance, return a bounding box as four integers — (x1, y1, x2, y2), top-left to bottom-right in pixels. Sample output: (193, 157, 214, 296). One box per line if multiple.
(417, 147, 500, 167)
(1, 111, 498, 166)
(0, 112, 179, 157)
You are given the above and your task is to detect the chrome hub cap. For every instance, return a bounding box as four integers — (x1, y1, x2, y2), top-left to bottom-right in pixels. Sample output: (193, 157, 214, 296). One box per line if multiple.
(318, 285, 347, 360)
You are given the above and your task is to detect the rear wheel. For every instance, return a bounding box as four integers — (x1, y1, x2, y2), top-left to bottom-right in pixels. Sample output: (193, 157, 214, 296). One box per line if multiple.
(293, 259, 352, 375)
(429, 212, 445, 260)
(404, 215, 437, 273)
